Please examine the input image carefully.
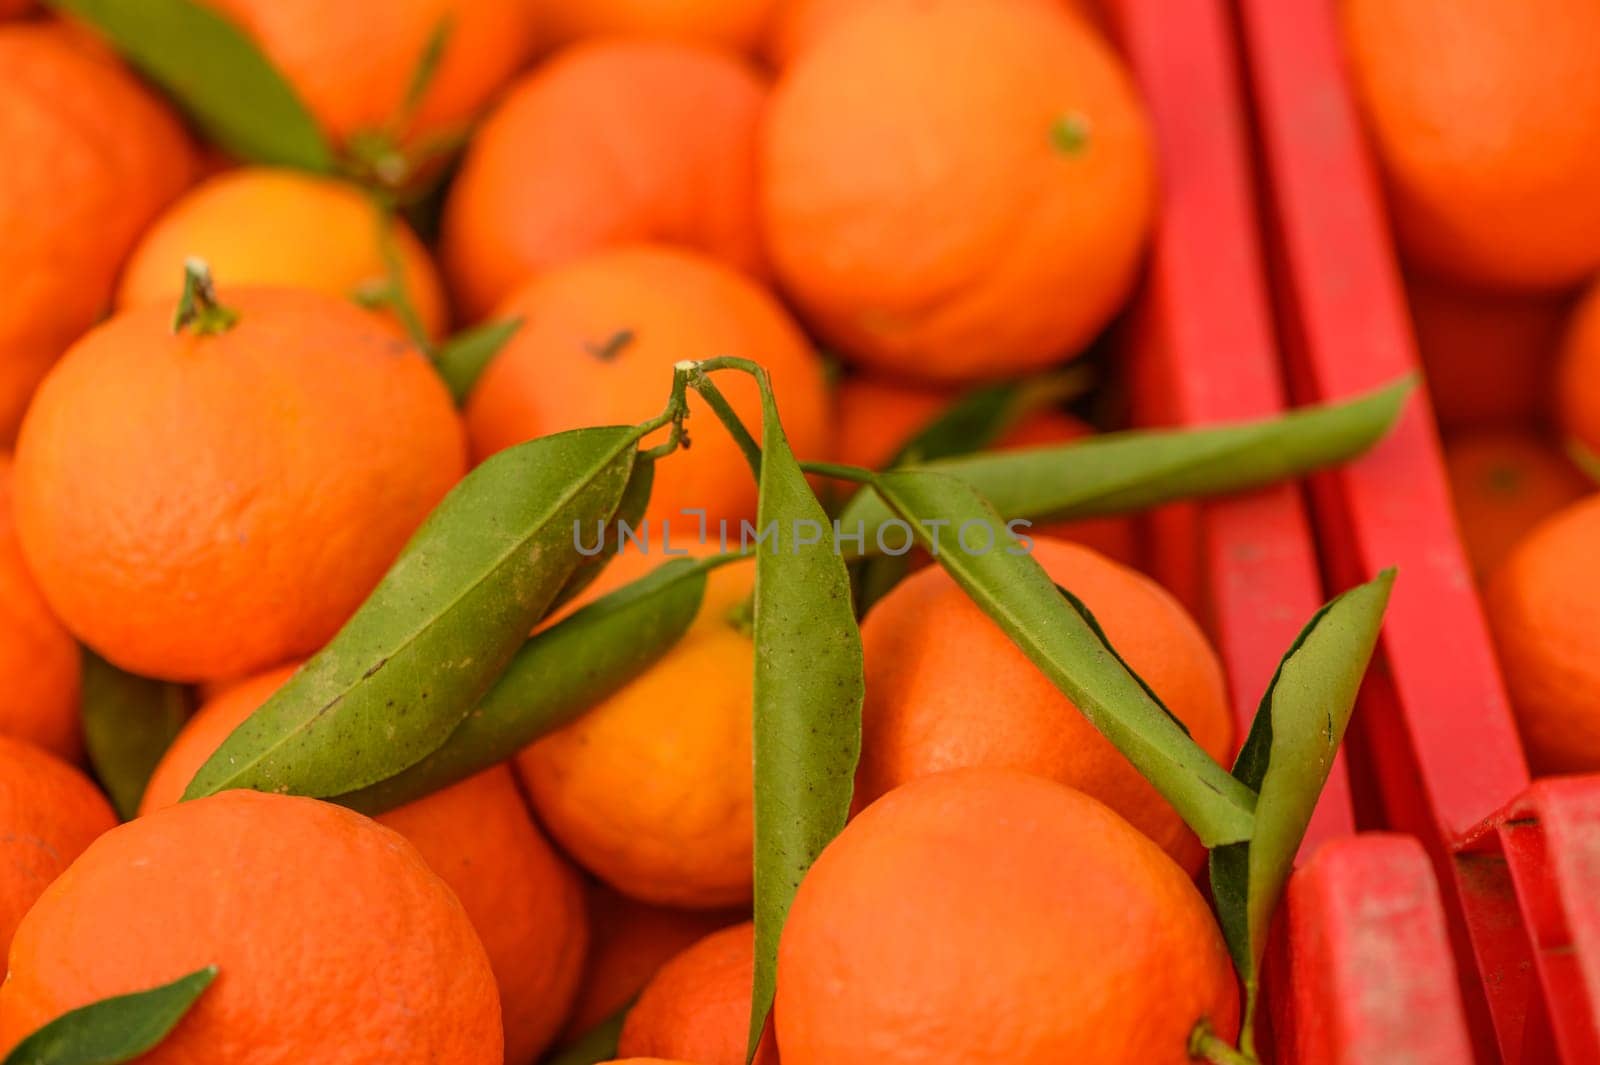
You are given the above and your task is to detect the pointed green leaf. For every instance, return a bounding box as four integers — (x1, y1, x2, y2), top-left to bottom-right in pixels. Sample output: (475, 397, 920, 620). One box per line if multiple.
(886, 381, 1023, 466)
(1209, 570, 1395, 1056)
(869, 468, 1257, 846)
(2, 966, 216, 1065)
(183, 426, 641, 801)
(1568, 438, 1600, 486)
(545, 454, 655, 617)
(336, 554, 718, 815)
(435, 318, 524, 403)
(837, 377, 1412, 556)
(80, 651, 192, 820)
(46, 0, 333, 171)
(747, 372, 865, 1060)
(400, 17, 452, 125)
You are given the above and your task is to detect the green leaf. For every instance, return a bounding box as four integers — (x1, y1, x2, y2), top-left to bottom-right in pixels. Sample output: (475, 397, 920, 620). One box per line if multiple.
(183, 426, 641, 801)
(869, 468, 1257, 847)
(79, 651, 192, 820)
(1, 966, 217, 1065)
(46, 0, 333, 171)
(435, 318, 524, 404)
(400, 17, 452, 127)
(335, 554, 718, 816)
(538, 1004, 628, 1065)
(885, 381, 1023, 467)
(838, 377, 1412, 555)
(1209, 570, 1395, 1057)
(746, 372, 865, 1060)
(545, 454, 655, 618)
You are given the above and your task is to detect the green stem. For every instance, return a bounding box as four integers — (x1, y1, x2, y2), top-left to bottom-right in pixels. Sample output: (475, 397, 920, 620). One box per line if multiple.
(689, 375, 763, 478)
(171, 258, 239, 336)
(800, 460, 876, 484)
(370, 201, 433, 353)
(636, 363, 696, 460)
(1188, 1020, 1256, 1065)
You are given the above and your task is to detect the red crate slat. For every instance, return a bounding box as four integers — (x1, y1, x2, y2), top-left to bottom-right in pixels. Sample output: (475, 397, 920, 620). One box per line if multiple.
(1106, 2, 1473, 1060)
(1234, 0, 1600, 1058)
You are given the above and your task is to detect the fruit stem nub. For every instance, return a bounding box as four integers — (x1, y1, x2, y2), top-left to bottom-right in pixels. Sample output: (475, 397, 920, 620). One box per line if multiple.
(172, 258, 240, 336)
(1188, 1020, 1257, 1065)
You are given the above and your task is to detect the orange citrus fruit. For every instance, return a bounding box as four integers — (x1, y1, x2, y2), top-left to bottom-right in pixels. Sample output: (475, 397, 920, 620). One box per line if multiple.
(532, 0, 777, 54)
(0, 455, 79, 760)
(517, 561, 756, 908)
(1342, 0, 1600, 288)
(1407, 273, 1569, 429)
(443, 40, 768, 321)
(140, 664, 589, 1063)
(1554, 278, 1600, 456)
(198, 0, 534, 147)
(775, 768, 1240, 1064)
(466, 245, 827, 527)
(1443, 428, 1590, 583)
(118, 168, 449, 339)
(563, 881, 744, 1041)
(767, 0, 1090, 67)
(1487, 495, 1600, 775)
(0, 23, 194, 442)
(0, 736, 115, 960)
(0, 790, 502, 1061)
(761, 0, 1154, 382)
(13, 287, 466, 682)
(617, 921, 755, 1065)
(856, 535, 1233, 871)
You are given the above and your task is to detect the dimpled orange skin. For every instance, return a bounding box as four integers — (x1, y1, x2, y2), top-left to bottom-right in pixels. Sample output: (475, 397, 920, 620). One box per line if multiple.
(1407, 273, 1570, 429)
(831, 375, 1138, 565)
(117, 168, 449, 339)
(777, 768, 1239, 1064)
(1487, 497, 1600, 775)
(563, 882, 744, 1041)
(12, 288, 466, 683)
(467, 245, 828, 527)
(532, 0, 777, 54)
(0, 791, 502, 1063)
(761, 0, 1155, 383)
(1556, 281, 1600, 457)
(442, 41, 768, 322)
(0, 24, 194, 443)
(0, 457, 79, 760)
(198, 0, 533, 146)
(0, 737, 115, 960)
(617, 922, 754, 1065)
(139, 666, 589, 1064)
(518, 564, 756, 908)
(1443, 429, 1590, 584)
(1341, 0, 1600, 289)
(857, 536, 1232, 871)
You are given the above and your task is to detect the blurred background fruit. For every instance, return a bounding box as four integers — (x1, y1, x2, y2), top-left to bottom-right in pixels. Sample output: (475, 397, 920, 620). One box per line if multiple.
(1342, 0, 1600, 289)
(531, 0, 777, 56)
(761, 0, 1154, 382)
(140, 664, 589, 1063)
(1443, 429, 1590, 583)
(0, 456, 79, 760)
(118, 168, 449, 339)
(1487, 495, 1600, 775)
(466, 245, 827, 526)
(1554, 279, 1600, 457)
(0, 23, 194, 443)
(857, 536, 1232, 872)
(442, 40, 767, 321)
(617, 921, 755, 1065)
(775, 768, 1239, 1065)
(0, 736, 115, 960)
(0, 791, 502, 1060)
(13, 288, 465, 682)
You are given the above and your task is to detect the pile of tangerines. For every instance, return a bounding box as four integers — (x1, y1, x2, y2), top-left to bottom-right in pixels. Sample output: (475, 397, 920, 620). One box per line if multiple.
(7, 1, 1584, 1064)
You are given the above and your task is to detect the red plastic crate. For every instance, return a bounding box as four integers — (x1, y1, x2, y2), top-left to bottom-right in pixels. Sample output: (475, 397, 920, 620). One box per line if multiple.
(1235, 0, 1600, 1059)
(1104, 1, 1472, 1060)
